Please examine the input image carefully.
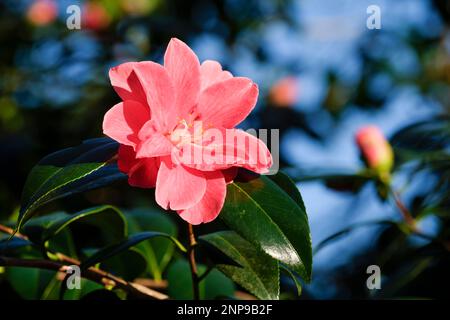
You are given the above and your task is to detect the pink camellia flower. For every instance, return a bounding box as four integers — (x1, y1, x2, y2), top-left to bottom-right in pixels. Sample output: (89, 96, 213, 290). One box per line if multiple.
(355, 126, 394, 174)
(103, 38, 272, 224)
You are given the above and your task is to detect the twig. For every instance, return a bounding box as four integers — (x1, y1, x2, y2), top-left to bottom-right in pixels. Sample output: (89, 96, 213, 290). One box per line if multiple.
(0, 224, 168, 300)
(197, 265, 213, 282)
(187, 223, 200, 300)
(391, 191, 417, 230)
(389, 192, 450, 251)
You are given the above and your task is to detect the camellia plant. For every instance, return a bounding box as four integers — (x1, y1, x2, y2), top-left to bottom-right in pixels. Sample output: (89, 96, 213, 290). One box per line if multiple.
(0, 38, 312, 300)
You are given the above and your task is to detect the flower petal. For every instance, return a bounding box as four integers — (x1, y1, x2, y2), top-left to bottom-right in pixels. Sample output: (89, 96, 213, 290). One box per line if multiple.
(178, 171, 226, 225)
(136, 121, 173, 158)
(128, 158, 159, 188)
(200, 60, 232, 91)
(109, 62, 147, 104)
(132, 61, 176, 131)
(222, 167, 238, 184)
(155, 157, 206, 211)
(103, 100, 150, 148)
(164, 38, 201, 118)
(118, 145, 159, 188)
(197, 77, 258, 128)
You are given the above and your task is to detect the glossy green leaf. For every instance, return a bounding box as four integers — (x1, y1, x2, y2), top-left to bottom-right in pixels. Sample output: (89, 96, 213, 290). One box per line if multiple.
(18, 138, 126, 231)
(200, 231, 279, 300)
(125, 208, 177, 280)
(222, 172, 312, 281)
(80, 231, 186, 270)
(268, 171, 305, 211)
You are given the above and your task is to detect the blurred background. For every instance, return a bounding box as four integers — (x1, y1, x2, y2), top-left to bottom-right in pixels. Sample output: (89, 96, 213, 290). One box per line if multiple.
(0, 0, 449, 299)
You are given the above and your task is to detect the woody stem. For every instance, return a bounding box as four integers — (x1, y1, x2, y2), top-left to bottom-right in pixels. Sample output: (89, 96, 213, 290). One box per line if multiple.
(187, 223, 200, 300)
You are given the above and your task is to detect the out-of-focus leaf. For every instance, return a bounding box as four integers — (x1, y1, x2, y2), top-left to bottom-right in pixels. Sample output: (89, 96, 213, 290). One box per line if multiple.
(314, 220, 397, 254)
(17, 137, 125, 231)
(125, 208, 177, 280)
(41, 205, 127, 244)
(222, 173, 312, 281)
(166, 259, 235, 300)
(289, 168, 372, 193)
(200, 231, 279, 300)
(0, 237, 34, 253)
(5, 266, 55, 300)
(391, 117, 450, 152)
(99, 248, 147, 281)
(80, 231, 186, 270)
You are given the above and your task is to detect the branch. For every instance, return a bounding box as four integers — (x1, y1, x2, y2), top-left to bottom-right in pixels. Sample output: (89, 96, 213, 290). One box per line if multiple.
(388, 192, 450, 251)
(187, 223, 200, 300)
(0, 225, 168, 300)
(391, 191, 417, 230)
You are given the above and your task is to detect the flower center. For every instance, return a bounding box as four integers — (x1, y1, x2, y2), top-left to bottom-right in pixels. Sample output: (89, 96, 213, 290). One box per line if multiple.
(169, 119, 204, 147)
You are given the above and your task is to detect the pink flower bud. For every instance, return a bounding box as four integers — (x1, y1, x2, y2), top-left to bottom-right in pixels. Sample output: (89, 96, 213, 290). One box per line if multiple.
(268, 77, 299, 108)
(26, 0, 58, 27)
(82, 2, 111, 31)
(355, 126, 394, 173)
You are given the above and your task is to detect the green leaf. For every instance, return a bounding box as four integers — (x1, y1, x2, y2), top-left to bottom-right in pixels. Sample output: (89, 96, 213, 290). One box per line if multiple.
(313, 219, 397, 254)
(41, 205, 127, 244)
(0, 237, 34, 253)
(125, 208, 177, 280)
(222, 172, 312, 281)
(289, 168, 372, 193)
(280, 265, 302, 296)
(166, 259, 235, 299)
(18, 138, 126, 231)
(200, 231, 279, 300)
(100, 248, 147, 281)
(80, 231, 186, 270)
(5, 266, 55, 300)
(268, 171, 305, 211)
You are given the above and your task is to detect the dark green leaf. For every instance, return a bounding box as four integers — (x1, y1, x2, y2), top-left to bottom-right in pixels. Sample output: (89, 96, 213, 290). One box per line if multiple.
(268, 171, 305, 211)
(125, 208, 177, 280)
(166, 259, 235, 299)
(280, 265, 302, 296)
(100, 248, 147, 281)
(200, 231, 279, 300)
(0, 237, 34, 253)
(222, 173, 312, 281)
(288, 168, 372, 193)
(18, 138, 126, 230)
(314, 219, 397, 254)
(80, 231, 186, 270)
(41, 205, 127, 244)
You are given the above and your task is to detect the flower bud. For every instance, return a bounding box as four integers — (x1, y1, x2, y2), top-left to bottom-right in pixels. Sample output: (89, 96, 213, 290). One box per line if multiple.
(82, 2, 111, 31)
(355, 126, 394, 175)
(26, 0, 58, 27)
(268, 77, 298, 108)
